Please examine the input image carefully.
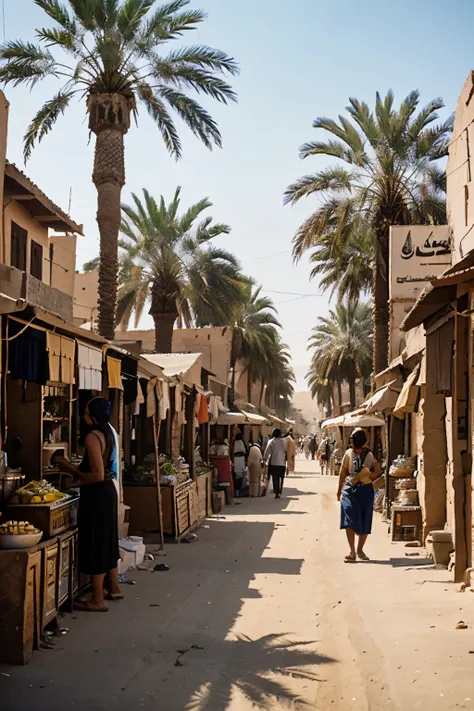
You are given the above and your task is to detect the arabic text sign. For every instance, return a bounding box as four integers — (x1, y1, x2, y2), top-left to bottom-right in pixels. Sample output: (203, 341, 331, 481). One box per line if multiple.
(390, 225, 451, 300)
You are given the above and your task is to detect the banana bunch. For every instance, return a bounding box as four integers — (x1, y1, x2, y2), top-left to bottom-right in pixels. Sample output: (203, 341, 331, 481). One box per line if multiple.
(10, 480, 66, 505)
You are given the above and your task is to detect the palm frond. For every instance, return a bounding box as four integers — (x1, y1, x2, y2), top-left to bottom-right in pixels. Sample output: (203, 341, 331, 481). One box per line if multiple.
(23, 89, 76, 161)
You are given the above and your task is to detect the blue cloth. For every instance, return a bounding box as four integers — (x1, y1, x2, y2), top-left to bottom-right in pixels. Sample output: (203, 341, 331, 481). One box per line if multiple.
(9, 324, 49, 384)
(340, 482, 374, 535)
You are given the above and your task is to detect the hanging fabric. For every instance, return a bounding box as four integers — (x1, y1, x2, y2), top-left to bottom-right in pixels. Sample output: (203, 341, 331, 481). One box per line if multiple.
(107, 356, 123, 390)
(77, 343, 103, 391)
(60, 336, 75, 385)
(160, 380, 170, 421)
(8, 321, 49, 384)
(46, 332, 61, 383)
(136, 379, 145, 405)
(146, 377, 157, 418)
(198, 392, 209, 424)
(123, 375, 138, 405)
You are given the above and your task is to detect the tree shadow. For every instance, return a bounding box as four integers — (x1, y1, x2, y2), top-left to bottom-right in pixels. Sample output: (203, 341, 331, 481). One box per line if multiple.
(184, 632, 333, 710)
(367, 557, 434, 567)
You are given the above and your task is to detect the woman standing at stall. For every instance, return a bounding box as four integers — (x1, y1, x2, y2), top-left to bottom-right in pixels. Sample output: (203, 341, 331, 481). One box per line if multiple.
(337, 428, 381, 562)
(232, 432, 247, 497)
(54, 397, 121, 611)
(264, 428, 286, 499)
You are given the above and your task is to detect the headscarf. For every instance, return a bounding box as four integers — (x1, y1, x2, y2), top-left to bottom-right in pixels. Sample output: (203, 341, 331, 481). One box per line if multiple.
(88, 397, 112, 424)
(272, 428, 281, 438)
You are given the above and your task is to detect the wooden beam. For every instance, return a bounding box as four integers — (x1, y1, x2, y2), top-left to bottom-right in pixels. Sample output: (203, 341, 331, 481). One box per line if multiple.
(5, 194, 35, 201)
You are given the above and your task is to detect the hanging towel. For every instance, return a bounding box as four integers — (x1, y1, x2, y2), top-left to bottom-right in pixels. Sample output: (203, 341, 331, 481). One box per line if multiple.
(9, 322, 49, 384)
(107, 356, 123, 390)
(78, 343, 103, 391)
(198, 392, 209, 424)
(146, 377, 157, 418)
(60, 336, 75, 384)
(46, 332, 61, 383)
(159, 380, 170, 421)
(136, 379, 145, 405)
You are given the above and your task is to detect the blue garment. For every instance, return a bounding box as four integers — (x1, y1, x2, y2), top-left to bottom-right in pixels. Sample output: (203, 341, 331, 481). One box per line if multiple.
(9, 323, 49, 384)
(340, 482, 374, 535)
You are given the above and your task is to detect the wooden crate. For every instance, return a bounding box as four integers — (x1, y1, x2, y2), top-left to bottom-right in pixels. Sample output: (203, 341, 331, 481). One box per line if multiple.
(0, 549, 42, 664)
(6, 497, 78, 537)
(391, 505, 422, 542)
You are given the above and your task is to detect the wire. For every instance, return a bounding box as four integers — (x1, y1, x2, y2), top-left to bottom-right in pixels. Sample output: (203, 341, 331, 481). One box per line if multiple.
(242, 249, 292, 262)
(261, 288, 323, 297)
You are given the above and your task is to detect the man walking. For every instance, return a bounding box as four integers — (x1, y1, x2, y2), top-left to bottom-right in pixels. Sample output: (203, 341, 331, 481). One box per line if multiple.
(264, 428, 286, 499)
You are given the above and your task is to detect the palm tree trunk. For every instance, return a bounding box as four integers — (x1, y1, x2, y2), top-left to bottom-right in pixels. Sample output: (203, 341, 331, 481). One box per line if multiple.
(247, 364, 252, 403)
(259, 381, 266, 408)
(349, 378, 356, 410)
(337, 378, 343, 407)
(153, 313, 176, 353)
(89, 93, 132, 341)
(326, 385, 332, 417)
(373, 229, 390, 376)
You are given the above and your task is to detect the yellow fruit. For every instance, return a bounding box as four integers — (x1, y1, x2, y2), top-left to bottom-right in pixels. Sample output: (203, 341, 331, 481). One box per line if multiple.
(43, 493, 56, 502)
(30, 496, 41, 503)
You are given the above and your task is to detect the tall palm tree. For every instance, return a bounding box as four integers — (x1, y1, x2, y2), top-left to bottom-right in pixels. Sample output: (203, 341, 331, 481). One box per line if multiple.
(0, 0, 238, 340)
(118, 187, 246, 352)
(307, 219, 374, 304)
(286, 90, 452, 373)
(305, 362, 333, 418)
(307, 301, 372, 410)
(230, 285, 281, 401)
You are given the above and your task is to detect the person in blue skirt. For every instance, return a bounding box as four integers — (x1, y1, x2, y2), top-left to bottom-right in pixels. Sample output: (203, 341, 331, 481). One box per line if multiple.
(337, 428, 381, 563)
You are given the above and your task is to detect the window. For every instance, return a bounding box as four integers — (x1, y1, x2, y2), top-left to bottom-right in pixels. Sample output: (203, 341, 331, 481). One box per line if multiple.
(30, 240, 43, 280)
(10, 221, 27, 271)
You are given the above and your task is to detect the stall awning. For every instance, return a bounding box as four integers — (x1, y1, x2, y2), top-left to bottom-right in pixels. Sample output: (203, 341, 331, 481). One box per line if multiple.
(400, 284, 456, 332)
(393, 365, 420, 420)
(364, 380, 401, 414)
(239, 410, 269, 425)
(217, 411, 247, 425)
(321, 415, 345, 429)
(343, 413, 386, 428)
(142, 352, 202, 387)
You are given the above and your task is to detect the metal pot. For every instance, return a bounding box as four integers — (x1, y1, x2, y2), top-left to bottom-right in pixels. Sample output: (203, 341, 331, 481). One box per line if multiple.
(0, 471, 25, 506)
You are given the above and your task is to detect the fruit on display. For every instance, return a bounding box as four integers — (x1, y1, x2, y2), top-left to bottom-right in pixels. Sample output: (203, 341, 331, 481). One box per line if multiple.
(9, 480, 66, 505)
(0, 520, 40, 535)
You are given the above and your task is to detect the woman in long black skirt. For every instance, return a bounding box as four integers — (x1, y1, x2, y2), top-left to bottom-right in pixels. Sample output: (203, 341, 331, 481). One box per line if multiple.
(54, 397, 121, 612)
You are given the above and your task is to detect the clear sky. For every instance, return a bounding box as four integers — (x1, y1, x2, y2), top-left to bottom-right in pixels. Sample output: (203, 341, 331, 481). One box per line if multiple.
(3, 0, 474, 389)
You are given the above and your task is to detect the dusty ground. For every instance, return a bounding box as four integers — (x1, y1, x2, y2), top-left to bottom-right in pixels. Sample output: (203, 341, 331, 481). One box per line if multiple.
(2, 459, 474, 710)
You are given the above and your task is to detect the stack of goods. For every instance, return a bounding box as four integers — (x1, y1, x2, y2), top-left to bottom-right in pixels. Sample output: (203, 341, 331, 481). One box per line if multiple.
(173, 457, 190, 485)
(9, 480, 67, 505)
(389, 456, 418, 507)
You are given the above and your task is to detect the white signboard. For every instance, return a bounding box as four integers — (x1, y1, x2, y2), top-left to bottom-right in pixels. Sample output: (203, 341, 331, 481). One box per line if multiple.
(389, 225, 451, 301)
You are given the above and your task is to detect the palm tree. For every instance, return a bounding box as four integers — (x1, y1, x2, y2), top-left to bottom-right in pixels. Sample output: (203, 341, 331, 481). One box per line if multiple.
(118, 187, 246, 352)
(307, 301, 372, 410)
(286, 90, 452, 374)
(230, 285, 282, 401)
(0, 0, 238, 340)
(305, 362, 333, 418)
(307, 219, 374, 304)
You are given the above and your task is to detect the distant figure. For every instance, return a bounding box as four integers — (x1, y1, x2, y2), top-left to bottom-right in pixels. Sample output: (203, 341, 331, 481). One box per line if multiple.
(318, 436, 330, 475)
(285, 431, 297, 475)
(303, 436, 310, 460)
(264, 428, 286, 499)
(247, 441, 263, 497)
(309, 435, 317, 460)
(233, 432, 247, 497)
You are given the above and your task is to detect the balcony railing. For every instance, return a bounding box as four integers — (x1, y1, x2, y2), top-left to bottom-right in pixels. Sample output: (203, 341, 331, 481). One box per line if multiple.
(0, 263, 73, 321)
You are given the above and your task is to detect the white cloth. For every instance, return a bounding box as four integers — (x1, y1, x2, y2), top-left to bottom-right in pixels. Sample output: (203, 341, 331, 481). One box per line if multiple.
(233, 439, 247, 475)
(264, 437, 286, 467)
(342, 448, 376, 474)
(77, 343, 102, 391)
(159, 380, 170, 421)
(248, 444, 263, 466)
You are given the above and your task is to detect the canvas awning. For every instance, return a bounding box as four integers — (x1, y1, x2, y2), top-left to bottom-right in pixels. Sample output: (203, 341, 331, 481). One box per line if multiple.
(239, 410, 269, 425)
(142, 352, 202, 387)
(364, 380, 401, 414)
(400, 284, 457, 331)
(321, 415, 345, 429)
(392, 365, 420, 420)
(343, 413, 385, 428)
(217, 411, 248, 425)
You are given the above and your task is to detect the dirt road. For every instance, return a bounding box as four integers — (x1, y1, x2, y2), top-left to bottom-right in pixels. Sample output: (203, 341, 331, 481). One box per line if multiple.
(2, 459, 474, 710)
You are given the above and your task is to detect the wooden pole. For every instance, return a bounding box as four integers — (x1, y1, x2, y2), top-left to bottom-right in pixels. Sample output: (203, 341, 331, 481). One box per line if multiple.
(153, 414, 165, 551)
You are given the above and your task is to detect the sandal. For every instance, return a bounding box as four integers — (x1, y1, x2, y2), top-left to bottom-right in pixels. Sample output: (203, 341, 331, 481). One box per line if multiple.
(357, 552, 370, 561)
(344, 553, 357, 563)
(105, 593, 124, 600)
(74, 600, 108, 612)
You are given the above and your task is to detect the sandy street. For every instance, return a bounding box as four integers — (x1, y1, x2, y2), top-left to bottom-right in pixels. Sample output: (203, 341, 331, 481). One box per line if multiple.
(2, 459, 474, 710)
